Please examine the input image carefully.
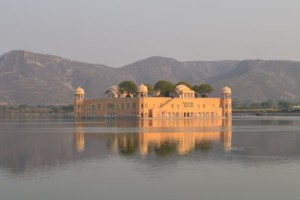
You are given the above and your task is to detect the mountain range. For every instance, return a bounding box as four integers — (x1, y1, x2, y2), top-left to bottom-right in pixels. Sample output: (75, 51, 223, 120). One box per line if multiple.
(0, 50, 300, 105)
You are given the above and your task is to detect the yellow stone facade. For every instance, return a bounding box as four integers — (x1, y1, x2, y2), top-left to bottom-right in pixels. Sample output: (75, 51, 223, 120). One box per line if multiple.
(74, 84, 232, 119)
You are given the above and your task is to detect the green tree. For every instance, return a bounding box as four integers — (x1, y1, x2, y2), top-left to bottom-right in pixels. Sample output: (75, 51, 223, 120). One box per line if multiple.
(261, 100, 274, 109)
(175, 81, 192, 89)
(18, 104, 28, 110)
(144, 83, 154, 94)
(197, 84, 214, 97)
(278, 101, 291, 111)
(61, 105, 74, 112)
(192, 85, 200, 97)
(119, 80, 138, 96)
(154, 80, 174, 97)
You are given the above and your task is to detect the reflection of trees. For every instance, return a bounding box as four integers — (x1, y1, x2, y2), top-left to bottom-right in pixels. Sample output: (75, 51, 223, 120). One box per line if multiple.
(195, 140, 212, 152)
(118, 134, 138, 155)
(154, 141, 177, 156)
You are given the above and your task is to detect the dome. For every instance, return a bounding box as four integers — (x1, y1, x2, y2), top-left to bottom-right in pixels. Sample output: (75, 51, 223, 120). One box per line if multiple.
(138, 84, 148, 93)
(175, 85, 193, 93)
(222, 85, 231, 94)
(109, 85, 119, 93)
(75, 87, 85, 95)
(105, 85, 119, 98)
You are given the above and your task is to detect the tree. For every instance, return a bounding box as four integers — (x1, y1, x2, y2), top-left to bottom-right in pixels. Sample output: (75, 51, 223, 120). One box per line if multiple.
(18, 104, 28, 110)
(154, 80, 174, 97)
(278, 101, 291, 111)
(175, 81, 192, 89)
(261, 100, 274, 109)
(118, 80, 138, 96)
(144, 83, 154, 94)
(192, 85, 201, 97)
(196, 84, 214, 97)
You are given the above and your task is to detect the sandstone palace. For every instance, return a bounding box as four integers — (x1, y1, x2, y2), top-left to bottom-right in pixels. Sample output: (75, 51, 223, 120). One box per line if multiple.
(74, 84, 232, 119)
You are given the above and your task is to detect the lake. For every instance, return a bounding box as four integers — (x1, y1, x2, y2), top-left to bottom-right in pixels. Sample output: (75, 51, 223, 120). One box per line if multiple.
(1, 116, 300, 200)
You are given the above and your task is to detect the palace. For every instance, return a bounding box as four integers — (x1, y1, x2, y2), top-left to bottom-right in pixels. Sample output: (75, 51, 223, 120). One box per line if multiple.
(74, 84, 232, 119)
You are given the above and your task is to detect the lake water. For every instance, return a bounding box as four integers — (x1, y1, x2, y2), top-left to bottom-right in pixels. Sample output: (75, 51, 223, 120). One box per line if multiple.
(1, 116, 300, 200)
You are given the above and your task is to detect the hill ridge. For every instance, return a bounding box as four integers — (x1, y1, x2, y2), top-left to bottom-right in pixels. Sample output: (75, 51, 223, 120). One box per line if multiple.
(1, 50, 300, 105)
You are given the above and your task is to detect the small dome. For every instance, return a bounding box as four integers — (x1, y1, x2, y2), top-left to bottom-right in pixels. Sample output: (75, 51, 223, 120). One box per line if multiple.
(75, 87, 85, 95)
(222, 85, 231, 94)
(105, 85, 119, 98)
(175, 85, 193, 93)
(109, 85, 119, 93)
(138, 84, 148, 93)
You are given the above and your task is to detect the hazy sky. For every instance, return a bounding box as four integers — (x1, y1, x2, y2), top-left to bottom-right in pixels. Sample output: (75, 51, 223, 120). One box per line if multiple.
(1, 0, 300, 67)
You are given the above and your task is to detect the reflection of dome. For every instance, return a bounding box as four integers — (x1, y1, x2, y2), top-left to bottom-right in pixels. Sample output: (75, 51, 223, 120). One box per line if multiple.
(75, 87, 85, 95)
(175, 85, 193, 93)
(138, 84, 148, 93)
(222, 85, 231, 94)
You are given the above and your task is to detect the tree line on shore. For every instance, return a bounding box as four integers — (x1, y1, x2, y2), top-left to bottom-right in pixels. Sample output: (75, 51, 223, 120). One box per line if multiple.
(233, 100, 300, 112)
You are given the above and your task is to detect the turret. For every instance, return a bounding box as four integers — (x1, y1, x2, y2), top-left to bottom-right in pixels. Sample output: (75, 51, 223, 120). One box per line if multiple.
(137, 83, 148, 98)
(74, 87, 85, 117)
(221, 85, 232, 117)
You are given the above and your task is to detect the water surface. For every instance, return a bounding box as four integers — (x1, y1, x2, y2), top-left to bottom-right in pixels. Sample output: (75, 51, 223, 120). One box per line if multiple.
(0, 116, 300, 200)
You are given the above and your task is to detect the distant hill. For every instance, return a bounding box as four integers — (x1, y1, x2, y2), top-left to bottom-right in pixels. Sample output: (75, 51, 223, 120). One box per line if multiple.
(0, 50, 300, 105)
(211, 60, 300, 102)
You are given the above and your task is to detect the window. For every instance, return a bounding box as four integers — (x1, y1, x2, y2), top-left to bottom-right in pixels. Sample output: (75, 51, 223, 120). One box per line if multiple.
(132, 103, 136, 109)
(107, 103, 114, 109)
(183, 102, 193, 108)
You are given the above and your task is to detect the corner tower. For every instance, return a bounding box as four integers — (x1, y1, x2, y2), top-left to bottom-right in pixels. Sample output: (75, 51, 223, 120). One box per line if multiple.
(221, 85, 232, 118)
(74, 87, 85, 117)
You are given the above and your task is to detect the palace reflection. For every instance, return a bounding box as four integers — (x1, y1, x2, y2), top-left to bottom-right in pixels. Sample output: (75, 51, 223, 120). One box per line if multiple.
(75, 118, 232, 156)
(3, 117, 300, 175)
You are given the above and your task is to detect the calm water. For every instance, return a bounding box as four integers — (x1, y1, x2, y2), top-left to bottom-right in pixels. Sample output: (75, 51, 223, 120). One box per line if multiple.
(1, 116, 300, 200)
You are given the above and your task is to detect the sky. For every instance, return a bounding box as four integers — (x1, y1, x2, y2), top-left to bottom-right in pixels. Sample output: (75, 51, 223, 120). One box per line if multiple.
(1, 0, 300, 67)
